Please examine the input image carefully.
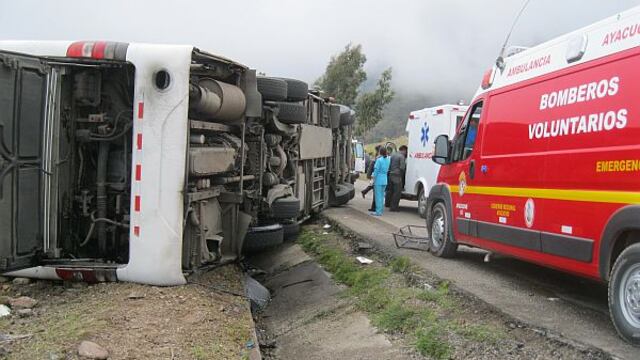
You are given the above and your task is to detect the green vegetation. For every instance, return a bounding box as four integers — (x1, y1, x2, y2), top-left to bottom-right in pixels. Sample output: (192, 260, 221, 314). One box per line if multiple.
(299, 228, 504, 359)
(390, 256, 413, 274)
(363, 135, 408, 156)
(315, 43, 394, 135)
(415, 326, 452, 359)
(315, 43, 367, 107)
(354, 68, 395, 135)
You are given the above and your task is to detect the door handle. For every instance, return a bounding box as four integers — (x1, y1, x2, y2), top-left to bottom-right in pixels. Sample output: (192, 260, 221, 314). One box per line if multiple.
(469, 160, 475, 180)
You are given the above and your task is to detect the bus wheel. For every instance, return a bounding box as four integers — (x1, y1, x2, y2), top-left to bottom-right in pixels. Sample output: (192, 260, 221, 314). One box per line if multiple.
(428, 202, 457, 258)
(417, 189, 427, 219)
(609, 243, 640, 345)
(242, 224, 284, 254)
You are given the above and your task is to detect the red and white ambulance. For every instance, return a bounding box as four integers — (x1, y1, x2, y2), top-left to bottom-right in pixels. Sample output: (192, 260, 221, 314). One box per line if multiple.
(428, 6, 640, 344)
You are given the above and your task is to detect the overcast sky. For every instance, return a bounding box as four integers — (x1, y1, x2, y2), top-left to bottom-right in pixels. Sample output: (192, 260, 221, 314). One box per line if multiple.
(2, 0, 639, 100)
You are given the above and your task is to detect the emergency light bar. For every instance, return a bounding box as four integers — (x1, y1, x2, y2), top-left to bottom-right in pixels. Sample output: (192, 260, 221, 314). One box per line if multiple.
(481, 68, 494, 89)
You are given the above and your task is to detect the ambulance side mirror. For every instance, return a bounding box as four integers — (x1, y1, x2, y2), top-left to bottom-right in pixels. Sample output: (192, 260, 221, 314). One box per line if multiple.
(432, 135, 450, 165)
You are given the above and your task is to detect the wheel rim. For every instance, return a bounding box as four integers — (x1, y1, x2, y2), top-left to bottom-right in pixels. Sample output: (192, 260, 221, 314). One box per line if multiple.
(619, 263, 640, 329)
(418, 193, 427, 215)
(431, 208, 445, 249)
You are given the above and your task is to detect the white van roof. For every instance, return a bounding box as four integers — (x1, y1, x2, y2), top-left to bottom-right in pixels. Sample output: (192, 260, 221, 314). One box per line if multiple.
(409, 104, 467, 119)
(477, 5, 640, 97)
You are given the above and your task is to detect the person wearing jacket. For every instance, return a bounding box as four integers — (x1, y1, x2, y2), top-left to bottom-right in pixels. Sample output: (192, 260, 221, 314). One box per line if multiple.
(362, 145, 381, 211)
(385, 145, 407, 211)
(371, 147, 390, 216)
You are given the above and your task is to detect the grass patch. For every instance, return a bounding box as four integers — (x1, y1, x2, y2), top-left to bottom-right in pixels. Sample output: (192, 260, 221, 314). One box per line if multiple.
(451, 322, 503, 343)
(298, 228, 461, 356)
(415, 326, 452, 360)
(299, 227, 506, 357)
(390, 256, 413, 274)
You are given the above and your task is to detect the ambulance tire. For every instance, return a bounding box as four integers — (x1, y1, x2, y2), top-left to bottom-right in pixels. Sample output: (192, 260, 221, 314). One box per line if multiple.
(417, 188, 428, 219)
(281, 221, 300, 242)
(272, 196, 301, 219)
(242, 224, 284, 253)
(276, 102, 307, 124)
(277, 78, 309, 102)
(428, 202, 457, 258)
(257, 77, 288, 102)
(608, 242, 640, 345)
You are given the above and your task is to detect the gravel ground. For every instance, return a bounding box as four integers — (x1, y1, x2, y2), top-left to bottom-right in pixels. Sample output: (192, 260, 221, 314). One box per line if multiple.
(0, 265, 255, 359)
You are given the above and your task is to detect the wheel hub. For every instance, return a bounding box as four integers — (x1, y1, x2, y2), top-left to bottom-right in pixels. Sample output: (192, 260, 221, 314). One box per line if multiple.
(419, 194, 427, 213)
(621, 264, 640, 328)
(431, 212, 444, 249)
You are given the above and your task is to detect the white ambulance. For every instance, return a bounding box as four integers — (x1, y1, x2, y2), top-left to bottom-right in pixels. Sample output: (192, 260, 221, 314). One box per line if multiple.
(403, 105, 467, 217)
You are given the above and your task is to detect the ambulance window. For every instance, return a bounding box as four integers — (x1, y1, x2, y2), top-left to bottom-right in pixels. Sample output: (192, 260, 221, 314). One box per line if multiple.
(456, 116, 463, 128)
(451, 102, 483, 162)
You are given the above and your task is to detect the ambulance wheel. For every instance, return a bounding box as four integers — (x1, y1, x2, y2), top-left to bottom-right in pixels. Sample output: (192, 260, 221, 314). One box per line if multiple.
(417, 188, 428, 219)
(608, 243, 640, 345)
(276, 102, 307, 124)
(242, 224, 284, 253)
(428, 202, 457, 258)
(277, 78, 309, 102)
(257, 77, 288, 101)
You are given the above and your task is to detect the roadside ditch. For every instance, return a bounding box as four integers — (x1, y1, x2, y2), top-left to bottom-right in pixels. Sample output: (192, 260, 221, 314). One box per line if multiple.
(247, 222, 613, 360)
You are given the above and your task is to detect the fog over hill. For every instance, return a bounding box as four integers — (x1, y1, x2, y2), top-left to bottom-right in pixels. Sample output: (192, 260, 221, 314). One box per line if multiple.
(2, 0, 639, 141)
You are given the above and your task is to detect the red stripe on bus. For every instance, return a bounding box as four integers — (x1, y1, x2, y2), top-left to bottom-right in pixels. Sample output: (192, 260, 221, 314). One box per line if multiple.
(134, 195, 141, 212)
(135, 164, 141, 181)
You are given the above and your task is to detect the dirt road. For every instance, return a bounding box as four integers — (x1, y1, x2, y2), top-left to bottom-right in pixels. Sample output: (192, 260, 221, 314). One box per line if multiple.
(321, 180, 639, 360)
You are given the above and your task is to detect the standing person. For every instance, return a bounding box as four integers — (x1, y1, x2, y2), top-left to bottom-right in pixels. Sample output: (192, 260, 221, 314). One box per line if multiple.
(362, 146, 380, 211)
(386, 145, 407, 211)
(371, 147, 390, 216)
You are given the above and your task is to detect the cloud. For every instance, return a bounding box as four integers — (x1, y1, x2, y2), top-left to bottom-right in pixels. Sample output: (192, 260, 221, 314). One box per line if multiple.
(1, 0, 639, 101)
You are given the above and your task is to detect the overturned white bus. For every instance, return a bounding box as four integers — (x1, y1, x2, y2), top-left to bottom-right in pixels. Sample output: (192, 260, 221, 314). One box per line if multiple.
(0, 41, 355, 285)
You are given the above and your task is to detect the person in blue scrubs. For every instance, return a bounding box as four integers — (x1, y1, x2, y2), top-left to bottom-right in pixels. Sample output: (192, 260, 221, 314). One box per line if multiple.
(371, 147, 390, 216)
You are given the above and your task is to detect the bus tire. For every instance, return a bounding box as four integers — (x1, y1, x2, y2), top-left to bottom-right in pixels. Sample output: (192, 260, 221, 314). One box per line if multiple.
(276, 102, 306, 124)
(339, 105, 355, 126)
(277, 78, 309, 102)
(330, 183, 353, 206)
(282, 221, 300, 242)
(257, 77, 287, 101)
(428, 202, 457, 258)
(243, 224, 284, 253)
(272, 196, 300, 219)
(417, 188, 428, 219)
(329, 104, 341, 129)
(609, 242, 640, 346)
